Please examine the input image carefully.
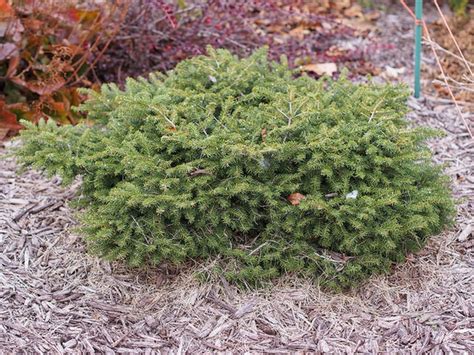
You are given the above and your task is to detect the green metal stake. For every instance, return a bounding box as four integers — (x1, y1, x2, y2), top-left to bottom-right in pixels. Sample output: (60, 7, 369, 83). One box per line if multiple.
(414, 0, 423, 98)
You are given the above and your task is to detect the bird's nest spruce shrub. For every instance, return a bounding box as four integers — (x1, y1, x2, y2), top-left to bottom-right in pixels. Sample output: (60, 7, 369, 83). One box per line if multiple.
(15, 48, 455, 290)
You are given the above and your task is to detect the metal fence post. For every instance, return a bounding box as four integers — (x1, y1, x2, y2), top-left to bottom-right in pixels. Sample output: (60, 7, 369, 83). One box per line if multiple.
(414, 0, 423, 98)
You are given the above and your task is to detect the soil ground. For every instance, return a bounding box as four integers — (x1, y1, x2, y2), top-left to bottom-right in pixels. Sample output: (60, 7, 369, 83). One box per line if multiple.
(0, 3, 473, 353)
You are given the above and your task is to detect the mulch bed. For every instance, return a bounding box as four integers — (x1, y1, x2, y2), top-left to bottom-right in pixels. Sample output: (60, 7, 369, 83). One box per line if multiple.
(1, 97, 472, 355)
(1, 3, 473, 353)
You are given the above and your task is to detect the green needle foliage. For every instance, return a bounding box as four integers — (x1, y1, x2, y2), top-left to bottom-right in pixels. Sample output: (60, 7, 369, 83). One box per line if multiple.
(15, 48, 455, 290)
(449, 0, 468, 15)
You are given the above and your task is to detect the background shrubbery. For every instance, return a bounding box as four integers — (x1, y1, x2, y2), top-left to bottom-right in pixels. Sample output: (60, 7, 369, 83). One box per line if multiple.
(1, 0, 470, 140)
(1, 0, 379, 137)
(0, 0, 127, 138)
(16, 48, 455, 289)
(97, 0, 379, 83)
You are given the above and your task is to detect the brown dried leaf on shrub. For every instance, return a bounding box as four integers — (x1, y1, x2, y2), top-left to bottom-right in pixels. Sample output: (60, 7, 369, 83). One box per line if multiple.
(302, 63, 337, 76)
(287, 193, 306, 206)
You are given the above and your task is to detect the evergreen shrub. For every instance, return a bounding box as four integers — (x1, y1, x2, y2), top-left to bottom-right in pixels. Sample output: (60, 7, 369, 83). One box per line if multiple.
(449, 0, 468, 15)
(15, 48, 455, 289)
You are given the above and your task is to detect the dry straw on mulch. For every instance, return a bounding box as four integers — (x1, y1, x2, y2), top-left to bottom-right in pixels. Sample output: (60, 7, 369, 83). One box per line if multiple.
(0, 95, 473, 353)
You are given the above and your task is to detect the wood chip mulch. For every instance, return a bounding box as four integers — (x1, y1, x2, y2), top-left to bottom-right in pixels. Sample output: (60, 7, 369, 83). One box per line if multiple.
(0, 96, 472, 353)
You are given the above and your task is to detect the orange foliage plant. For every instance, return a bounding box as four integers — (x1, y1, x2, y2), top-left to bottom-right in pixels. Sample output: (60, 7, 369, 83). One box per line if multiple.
(0, 0, 127, 139)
